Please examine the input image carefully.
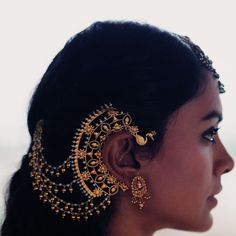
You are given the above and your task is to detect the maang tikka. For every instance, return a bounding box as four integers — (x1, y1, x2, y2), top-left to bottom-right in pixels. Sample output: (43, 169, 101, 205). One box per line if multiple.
(29, 103, 156, 221)
(176, 34, 226, 94)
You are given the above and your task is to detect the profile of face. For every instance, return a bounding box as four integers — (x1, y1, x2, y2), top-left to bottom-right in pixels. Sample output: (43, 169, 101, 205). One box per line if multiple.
(103, 72, 234, 235)
(139, 73, 234, 232)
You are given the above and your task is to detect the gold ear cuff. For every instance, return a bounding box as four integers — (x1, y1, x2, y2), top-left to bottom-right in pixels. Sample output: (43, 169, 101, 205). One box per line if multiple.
(29, 103, 156, 221)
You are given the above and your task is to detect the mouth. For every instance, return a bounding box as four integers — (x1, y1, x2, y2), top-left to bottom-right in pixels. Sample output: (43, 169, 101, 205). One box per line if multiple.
(207, 186, 222, 208)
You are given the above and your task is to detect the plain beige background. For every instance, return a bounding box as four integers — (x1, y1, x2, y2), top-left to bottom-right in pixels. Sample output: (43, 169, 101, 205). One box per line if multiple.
(0, 1, 235, 235)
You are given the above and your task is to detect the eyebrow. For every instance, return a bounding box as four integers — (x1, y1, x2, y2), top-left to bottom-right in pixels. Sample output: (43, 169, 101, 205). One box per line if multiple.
(201, 110, 223, 123)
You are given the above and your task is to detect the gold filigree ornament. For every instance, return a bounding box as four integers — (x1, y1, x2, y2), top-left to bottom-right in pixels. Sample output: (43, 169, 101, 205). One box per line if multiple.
(131, 175, 151, 209)
(28, 103, 156, 221)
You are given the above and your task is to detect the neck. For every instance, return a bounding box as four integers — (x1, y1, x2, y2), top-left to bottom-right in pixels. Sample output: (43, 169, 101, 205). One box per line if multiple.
(105, 199, 155, 236)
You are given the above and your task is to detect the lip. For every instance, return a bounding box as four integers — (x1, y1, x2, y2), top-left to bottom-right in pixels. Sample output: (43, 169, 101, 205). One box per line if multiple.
(207, 196, 218, 208)
(207, 186, 222, 208)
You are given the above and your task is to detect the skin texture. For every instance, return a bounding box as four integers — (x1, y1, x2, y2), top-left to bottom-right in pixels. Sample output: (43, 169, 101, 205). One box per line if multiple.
(103, 73, 234, 236)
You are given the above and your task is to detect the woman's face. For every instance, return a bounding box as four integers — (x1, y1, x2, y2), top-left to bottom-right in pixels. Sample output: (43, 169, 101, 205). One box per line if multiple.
(144, 74, 234, 232)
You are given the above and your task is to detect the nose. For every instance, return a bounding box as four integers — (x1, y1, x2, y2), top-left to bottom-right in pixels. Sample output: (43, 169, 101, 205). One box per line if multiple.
(214, 138, 235, 176)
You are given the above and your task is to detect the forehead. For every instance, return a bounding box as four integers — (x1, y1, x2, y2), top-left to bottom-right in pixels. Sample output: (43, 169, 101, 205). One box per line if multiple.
(170, 75, 222, 127)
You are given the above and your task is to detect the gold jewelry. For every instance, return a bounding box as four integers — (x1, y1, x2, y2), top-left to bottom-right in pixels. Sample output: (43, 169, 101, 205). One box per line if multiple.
(177, 35, 220, 79)
(131, 175, 150, 209)
(29, 103, 156, 221)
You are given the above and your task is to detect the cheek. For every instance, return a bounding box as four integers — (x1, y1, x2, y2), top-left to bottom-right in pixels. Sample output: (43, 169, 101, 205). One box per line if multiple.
(145, 147, 214, 229)
(155, 145, 213, 193)
(151, 157, 211, 207)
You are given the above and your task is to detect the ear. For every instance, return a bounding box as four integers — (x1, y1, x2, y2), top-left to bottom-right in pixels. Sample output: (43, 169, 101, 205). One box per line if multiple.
(102, 131, 149, 184)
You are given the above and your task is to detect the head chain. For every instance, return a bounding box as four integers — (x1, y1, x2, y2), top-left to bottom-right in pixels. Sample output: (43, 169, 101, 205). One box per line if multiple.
(28, 103, 156, 221)
(176, 34, 225, 93)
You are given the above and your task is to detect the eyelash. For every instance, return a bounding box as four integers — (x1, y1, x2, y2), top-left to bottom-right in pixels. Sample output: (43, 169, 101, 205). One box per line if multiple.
(202, 127, 220, 143)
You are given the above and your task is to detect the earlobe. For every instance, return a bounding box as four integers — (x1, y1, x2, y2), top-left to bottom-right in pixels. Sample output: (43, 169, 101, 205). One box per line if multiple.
(102, 131, 140, 182)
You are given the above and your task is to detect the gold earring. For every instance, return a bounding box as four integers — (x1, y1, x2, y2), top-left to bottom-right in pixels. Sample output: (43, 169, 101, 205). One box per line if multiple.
(131, 175, 150, 210)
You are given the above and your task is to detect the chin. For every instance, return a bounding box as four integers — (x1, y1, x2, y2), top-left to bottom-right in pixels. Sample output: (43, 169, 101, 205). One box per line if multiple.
(172, 213, 214, 233)
(195, 212, 214, 232)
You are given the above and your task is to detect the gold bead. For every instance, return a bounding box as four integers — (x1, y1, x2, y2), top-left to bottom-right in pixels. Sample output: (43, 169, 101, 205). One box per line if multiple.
(139, 203, 144, 209)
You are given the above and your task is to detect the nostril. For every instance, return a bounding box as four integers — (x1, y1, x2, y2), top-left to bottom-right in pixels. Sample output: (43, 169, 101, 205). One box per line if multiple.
(214, 158, 234, 176)
(224, 168, 230, 174)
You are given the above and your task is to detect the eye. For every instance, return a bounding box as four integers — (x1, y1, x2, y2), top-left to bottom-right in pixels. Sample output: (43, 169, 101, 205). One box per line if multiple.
(202, 127, 220, 143)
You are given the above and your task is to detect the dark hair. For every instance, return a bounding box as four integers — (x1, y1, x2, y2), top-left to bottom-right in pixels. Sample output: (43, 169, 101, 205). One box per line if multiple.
(1, 21, 212, 236)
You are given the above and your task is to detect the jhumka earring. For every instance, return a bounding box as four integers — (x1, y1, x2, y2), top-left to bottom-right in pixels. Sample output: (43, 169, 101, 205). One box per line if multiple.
(131, 175, 150, 210)
(28, 103, 156, 221)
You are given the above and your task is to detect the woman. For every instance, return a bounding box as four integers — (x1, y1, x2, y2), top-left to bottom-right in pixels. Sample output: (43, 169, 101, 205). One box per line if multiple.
(1, 21, 234, 236)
